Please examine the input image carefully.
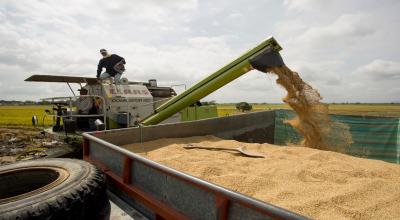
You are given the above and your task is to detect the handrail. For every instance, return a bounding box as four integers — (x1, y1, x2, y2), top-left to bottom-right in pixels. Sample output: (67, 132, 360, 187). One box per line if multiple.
(43, 95, 107, 130)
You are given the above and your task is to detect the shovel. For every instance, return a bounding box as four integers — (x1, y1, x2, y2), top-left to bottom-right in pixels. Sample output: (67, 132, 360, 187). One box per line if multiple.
(184, 144, 265, 158)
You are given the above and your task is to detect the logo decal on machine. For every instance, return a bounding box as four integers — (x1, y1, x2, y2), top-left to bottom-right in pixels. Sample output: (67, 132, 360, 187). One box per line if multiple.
(111, 98, 152, 102)
(109, 88, 149, 96)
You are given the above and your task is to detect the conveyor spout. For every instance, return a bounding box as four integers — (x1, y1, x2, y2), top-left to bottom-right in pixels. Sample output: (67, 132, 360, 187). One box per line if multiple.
(141, 37, 284, 125)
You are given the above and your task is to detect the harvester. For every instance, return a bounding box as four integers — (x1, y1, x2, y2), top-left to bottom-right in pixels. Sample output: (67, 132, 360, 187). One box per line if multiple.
(25, 37, 283, 134)
(25, 74, 184, 133)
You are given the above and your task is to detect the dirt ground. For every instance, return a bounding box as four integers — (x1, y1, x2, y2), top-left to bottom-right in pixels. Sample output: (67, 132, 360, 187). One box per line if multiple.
(0, 127, 74, 165)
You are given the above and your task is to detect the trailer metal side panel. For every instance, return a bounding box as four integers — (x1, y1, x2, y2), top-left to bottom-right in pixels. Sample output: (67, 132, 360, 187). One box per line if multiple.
(89, 141, 124, 177)
(83, 110, 308, 220)
(93, 110, 275, 146)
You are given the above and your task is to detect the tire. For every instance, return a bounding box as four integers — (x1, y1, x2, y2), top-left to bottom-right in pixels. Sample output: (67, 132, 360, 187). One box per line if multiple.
(0, 158, 110, 220)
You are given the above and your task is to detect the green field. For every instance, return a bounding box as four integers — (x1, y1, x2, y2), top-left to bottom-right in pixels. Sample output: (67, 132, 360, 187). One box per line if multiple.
(0, 105, 53, 127)
(217, 104, 289, 117)
(217, 103, 400, 117)
(1, 104, 400, 127)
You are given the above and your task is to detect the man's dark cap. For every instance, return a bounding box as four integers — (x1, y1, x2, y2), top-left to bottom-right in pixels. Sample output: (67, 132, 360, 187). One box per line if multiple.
(100, 48, 107, 52)
(78, 88, 88, 91)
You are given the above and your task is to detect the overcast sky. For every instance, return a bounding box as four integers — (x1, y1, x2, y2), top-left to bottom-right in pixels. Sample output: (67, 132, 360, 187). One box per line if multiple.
(1, 0, 399, 103)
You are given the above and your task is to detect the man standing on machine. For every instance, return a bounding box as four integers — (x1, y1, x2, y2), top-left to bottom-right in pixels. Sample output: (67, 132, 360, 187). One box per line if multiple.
(76, 88, 93, 115)
(75, 88, 94, 129)
(97, 48, 126, 84)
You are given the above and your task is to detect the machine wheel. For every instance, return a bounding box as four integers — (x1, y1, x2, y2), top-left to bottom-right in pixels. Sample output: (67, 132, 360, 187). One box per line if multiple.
(0, 158, 110, 220)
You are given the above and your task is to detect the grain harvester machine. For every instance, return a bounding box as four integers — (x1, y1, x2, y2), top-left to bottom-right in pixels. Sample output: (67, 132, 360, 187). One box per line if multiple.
(24, 75, 183, 134)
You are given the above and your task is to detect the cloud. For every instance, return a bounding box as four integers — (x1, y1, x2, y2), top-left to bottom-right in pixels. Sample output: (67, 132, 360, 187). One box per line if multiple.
(0, 0, 399, 103)
(284, 0, 334, 12)
(0, 0, 234, 100)
(273, 0, 400, 103)
(279, 13, 378, 62)
(297, 14, 376, 47)
(356, 59, 400, 80)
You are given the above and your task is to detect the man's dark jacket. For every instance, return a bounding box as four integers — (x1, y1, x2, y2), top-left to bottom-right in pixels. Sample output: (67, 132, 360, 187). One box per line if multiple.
(97, 54, 125, 77)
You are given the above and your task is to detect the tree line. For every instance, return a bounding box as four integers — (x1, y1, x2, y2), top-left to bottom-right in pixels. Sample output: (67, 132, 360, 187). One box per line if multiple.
(0, 100, 51, 105)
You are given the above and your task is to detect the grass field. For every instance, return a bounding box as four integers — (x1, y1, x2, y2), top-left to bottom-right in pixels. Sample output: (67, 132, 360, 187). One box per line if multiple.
(0, 105, 53, 127)
(1, 104, 399, 127)
(216, 104, 289, 117)
(217, 103, 400, 117)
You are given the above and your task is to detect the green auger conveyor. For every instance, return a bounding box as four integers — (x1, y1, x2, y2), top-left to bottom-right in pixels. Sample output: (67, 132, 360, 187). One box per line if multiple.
(141, 36, 285, 125)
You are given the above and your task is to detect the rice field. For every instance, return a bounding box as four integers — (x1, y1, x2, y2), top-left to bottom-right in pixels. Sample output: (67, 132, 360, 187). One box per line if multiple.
(216, 103, 400, 117)
(0, 105, 53, 127)
(0, 103, 399, 127)
(216, 104, 289, 117)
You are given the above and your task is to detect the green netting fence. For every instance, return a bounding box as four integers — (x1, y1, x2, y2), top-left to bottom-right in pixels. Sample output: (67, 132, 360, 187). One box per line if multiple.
(274, 109, 400, 164)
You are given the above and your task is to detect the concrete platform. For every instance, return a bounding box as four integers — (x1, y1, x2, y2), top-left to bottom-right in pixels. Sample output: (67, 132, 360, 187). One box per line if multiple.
(108, 191, 148, 220)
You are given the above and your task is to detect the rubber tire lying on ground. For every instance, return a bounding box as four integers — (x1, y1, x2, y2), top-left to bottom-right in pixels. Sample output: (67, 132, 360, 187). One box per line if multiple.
(0, 158, 110, 220)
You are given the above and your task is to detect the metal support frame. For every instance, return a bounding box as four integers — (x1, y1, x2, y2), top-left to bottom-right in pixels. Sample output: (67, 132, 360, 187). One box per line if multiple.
(170, 84, 187, 91)
(42, 95, 107, 130)
(67, 82, 76, 97)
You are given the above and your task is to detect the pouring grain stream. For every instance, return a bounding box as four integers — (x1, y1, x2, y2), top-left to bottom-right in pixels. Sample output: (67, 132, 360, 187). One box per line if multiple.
(261, 65, 353, 152)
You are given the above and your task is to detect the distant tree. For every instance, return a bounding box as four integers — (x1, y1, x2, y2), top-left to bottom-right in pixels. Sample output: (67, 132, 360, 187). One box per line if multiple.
(236, 102, 253, 112)
(38, 100, 51, 105)
(23, 100, 36, 105)
(201, 100, 216, 106)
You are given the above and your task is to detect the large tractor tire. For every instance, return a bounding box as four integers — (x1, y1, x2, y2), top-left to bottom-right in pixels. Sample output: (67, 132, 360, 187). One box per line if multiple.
(0, 159, 110, 220)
